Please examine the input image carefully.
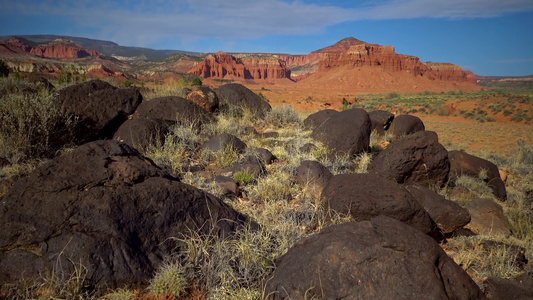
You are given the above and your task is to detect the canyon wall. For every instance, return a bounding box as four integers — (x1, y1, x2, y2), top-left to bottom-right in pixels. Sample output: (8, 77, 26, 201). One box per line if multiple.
(0, 38, 100, 58)
(316, 43, 475, 84)
(188, 52, 291, 80)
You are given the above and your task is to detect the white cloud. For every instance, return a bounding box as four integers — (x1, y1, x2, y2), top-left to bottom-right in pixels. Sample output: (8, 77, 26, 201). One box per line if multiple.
(1, 0, 532, 47)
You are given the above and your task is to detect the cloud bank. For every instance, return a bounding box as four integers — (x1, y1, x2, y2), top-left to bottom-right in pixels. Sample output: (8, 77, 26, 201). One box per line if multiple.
(2, 0, 533, 47)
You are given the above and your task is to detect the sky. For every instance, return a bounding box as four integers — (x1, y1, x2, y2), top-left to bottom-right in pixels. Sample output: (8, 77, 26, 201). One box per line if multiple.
(0, 0, 532, 76)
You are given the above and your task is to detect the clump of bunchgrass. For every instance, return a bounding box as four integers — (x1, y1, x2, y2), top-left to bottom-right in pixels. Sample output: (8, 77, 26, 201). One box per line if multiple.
(454, 175, 495, 201)
(264, 105, 302, 128)
(149, 260, 188, 298)
(145, 135, 190, 177)
(245, 169, 293, 203)
(141, 81, 190, 100)
(0, 87, 77, 163)
(447, 235, 526, 284)
(354, 152, 373, 173)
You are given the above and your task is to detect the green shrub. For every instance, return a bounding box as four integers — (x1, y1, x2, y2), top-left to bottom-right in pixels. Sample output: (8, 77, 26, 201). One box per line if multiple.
(234, 171, 255, 185)
(385, 92, 400, 99)
(191, 77, 202, 86)
(0, 84, 76, 162)
(123, 79, 133, 87)
(149, 261, 188, 297)
(265, 105, 301, 128)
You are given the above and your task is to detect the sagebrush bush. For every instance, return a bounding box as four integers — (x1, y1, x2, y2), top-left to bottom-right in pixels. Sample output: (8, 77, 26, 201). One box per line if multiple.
(0, 87, 76, 162)
(265, 105, 301, 128)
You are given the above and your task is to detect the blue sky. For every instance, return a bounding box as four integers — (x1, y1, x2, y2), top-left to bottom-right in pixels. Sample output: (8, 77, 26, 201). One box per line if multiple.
(1, 0, 532, 76)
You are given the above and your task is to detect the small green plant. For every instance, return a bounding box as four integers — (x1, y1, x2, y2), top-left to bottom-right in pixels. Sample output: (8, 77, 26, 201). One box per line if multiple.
(123, 79, 133, 87)
(385, 92, 400, 99)
(234, 171, 255, 185)
(215, 145, 241, 168)
(57, 64, 87, 86)
(191, 77, 203, 86)
(149, 261, 188, 297)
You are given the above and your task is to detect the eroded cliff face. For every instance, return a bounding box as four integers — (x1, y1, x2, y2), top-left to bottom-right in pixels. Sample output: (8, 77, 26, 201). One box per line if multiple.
(0, 38, 100, 59)
(316, 43, 475, 84)
(188, 52, 291, 80)
(29, 44, 99, 58)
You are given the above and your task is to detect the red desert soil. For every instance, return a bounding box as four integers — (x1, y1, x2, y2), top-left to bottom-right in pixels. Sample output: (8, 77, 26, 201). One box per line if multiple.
(208, 80, 531, 157)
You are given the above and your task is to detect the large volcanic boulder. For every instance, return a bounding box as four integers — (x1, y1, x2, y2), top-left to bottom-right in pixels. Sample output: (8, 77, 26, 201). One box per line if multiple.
(464, 198, 512, 235)
(265, 216, 485, 300)
(368, 110, 394, 134)
(56, 80, 143, 143)
(215, 83, 271, 118)
(0, 140, 248, 293)
(302, 109, 338, 130)
(483, 273, 533, 300)
(369, 131, 450, 188)
(135, 96, 214, 127)
(321, 173, 441, 240)
(405, 184, 471, 235)
(311, 108, 371, 157)
(388, 114, 425, 136)
(448, 150, 507, 200)
(113, 118, 169, 150)
(295, 160, 333, 195)
(186, 86, 219, 113)
(202, 133, 247, 153)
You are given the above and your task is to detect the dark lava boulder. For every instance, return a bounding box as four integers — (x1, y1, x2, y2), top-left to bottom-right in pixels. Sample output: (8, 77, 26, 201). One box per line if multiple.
(56, 80, 143, 143)
(113, 118, 169, 151)
(202, 133, 247, 153)
(215, 83, 271, 118)
(464, 198, 512, 235)
(321, 173, 441, 240)
(135, 96, 214, 127)
(186, 86, 219, 113)
(369, 131, 450, 188)
(311, 108, 371, 157)
(449, 150, 507, 200)
(295, 160, 332, 196)
(302, 109, 338, 130)
(230, 154, 267, 179)
(266, 216, 485, 300)
(405, 184, 471, 235)
(368, 110, 394, 134)
(388, 114, 425, 136)
(0, 140, 248, 293)
(248, 147, 276, 165)
(483, 273, 533, 300)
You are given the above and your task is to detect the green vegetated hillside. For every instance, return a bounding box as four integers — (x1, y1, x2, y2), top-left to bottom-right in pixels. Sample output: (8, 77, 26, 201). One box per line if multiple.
(0, 76, 532, 299)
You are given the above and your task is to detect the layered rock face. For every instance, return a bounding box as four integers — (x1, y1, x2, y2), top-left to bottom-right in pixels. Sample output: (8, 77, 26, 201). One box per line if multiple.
(318, 43, 474, 84)
(278, 37, 366, 78)
(188, 52, 291, 80)
(0, 37, 100, 58)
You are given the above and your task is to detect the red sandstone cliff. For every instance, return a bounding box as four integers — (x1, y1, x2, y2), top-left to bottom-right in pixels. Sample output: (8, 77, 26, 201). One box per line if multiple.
(277, 37, 367, 79)
(315, 43, 475, 84)
(188, 52, 291, 80)
(0, 38, 100, 59)
(296, 41, 479, 92)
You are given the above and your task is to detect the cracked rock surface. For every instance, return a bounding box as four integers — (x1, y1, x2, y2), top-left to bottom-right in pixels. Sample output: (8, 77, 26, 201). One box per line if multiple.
(0, 140, 248, 293)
